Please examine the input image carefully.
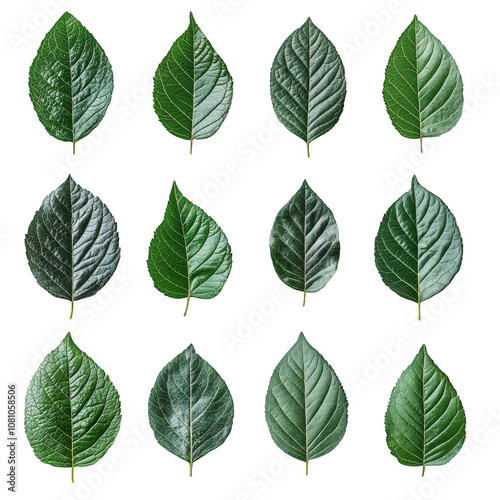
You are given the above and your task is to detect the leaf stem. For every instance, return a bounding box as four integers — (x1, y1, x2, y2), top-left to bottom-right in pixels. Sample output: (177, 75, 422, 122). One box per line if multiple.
(73, 140, 76, 155)
(189, 460, 193, 477)
(303, 289, 306, 307)
(71, 464, 74, 483)
(70, 299, 74, 320)
(420, 136, 423, 153)
(184, 295, 191, 317)
(190, 138, 193, 155)
(306, 141, 310, 158)
(306, 459, 309, 476)
(422, 464, 425, 477)
(418, 301, 421, 321)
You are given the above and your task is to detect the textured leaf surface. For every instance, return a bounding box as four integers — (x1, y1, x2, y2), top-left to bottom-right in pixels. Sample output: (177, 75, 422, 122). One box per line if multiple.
(25, 333, 121, 481)
(149, 345, 234, 475)
(385, 345, 466, 475)
(147, 181, 232, 315)
(153, 12, 233, 152)
(29, 12, 113, 151)
(270, 181, 340, 305)
(270, 17, 346, 156)
(383, 16, 463, 149)
(374, 176, 462, 318)
(265, 333, 348, 474)
(25, 176, 120, 318)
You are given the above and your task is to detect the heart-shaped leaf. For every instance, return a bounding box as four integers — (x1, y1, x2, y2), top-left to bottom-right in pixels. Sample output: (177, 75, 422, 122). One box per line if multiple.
(383, 15, 463, 151)
(270, 180, 340, 306)
(385, 345, 466, 476)
(148, 345, 234, 476)
(25, 333, 121, 482)
(265, 333, 348, 474)
(147, 181, 232, 316)
(153, 12, 233, 153)
(25, 175, 121, 319)
(29, 12, 113, 153)
(374, 176, 462, 319)
(270, 17, 346, 157)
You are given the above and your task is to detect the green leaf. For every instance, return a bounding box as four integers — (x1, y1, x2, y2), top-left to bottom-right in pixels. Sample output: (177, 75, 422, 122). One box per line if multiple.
(269, 180, 340, 306)
(25, 175, 120, 319)
(25, 333, 121, 482)
(147, 181, 232, 316)
(374, 176, 462, 319)
(383, 15, 463, 151)
(29, 12, 113, 153)
(385, 345, 466, 476)
(148, 345, 234, 476)
(153, 12, 233, 154)
(265, 333, 348, 475)
(270, 17, 346, 157)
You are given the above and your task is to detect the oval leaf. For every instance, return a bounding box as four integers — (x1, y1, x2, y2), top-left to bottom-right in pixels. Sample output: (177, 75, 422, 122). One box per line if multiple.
(25, 175, 121, 319)
(270, 17, 346, 157)
(385, 345, 466, 475)
(25, 333, 121, 482)
(148, 345, 234, 476)
(270, 180, 340, 306)
(374, 176, 462, 319)
(383, 15, 463, 151)
(147, 181, 232, 316)
(153, 12, 233, 153)
(29, 12, 113, 153)
(265, 333, 348, 474)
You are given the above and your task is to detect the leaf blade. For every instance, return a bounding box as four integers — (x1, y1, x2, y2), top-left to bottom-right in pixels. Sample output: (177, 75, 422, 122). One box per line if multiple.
(153, 12, 233, 150)
(24, 333, 121, 480)
(383, 16, 463, 145)
(270, 17, 346, 155)
(29, 12, 113, 149)
(270, 180, 340, 304)
(147, 181, 232, 314)
(374, 176, 462, 317)
(148, 345, 234, 475)
(25, 176, 121, 317)
(265, 333, 348, 473)
(385, 345, 466, 474)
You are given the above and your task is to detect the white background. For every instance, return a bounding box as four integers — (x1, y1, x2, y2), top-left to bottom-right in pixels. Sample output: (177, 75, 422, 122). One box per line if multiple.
(1, 0, 499, 499)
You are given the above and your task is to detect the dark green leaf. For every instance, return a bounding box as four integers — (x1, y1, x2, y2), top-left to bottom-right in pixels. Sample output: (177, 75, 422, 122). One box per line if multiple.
(148, 345, 234, 476)
(153, 12, 233, 153)
(25, 175, 120, 319)
(265, 333, 348, 474)
(374, 176, 462, 319)
(270, 180, 340, 306)
(147, 181, 232, 316)
(383, 15, 463, 151)
(25, 333, 121, 482)
(270, 17, 346, 157)
(29, 12, 113, 153)
(385, 345, 466, 475)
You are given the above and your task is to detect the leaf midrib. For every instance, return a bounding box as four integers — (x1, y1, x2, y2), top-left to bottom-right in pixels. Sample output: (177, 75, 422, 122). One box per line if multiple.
(412, 18, 423, 142)
(61, 16, 77, 146)
(173, 189, 192, 300)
